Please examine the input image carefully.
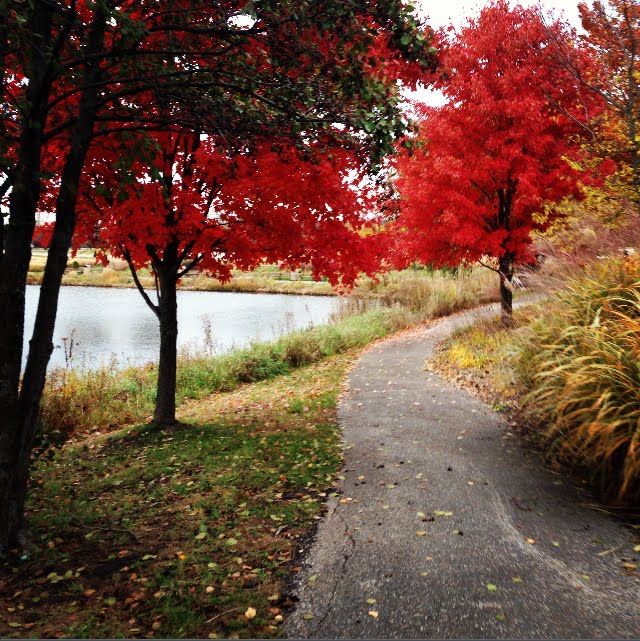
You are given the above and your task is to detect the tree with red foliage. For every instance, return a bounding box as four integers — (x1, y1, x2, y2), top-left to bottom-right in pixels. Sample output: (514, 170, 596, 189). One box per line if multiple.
(0, 0, 436, 553)
(77, 132, 383, 425)
(545, 1, 640, 195)
(393, 1, 600, 321)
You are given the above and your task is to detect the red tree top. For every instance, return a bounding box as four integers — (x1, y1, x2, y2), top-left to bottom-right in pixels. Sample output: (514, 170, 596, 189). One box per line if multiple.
(392, 1, 603, 269)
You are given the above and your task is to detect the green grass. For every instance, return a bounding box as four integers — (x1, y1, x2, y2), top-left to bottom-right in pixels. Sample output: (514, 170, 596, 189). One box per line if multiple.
(2, 356, 352, 639)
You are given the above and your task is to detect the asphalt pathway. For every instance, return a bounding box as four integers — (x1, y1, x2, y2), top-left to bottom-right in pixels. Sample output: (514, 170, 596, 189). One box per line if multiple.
(286, 302, 640, 639)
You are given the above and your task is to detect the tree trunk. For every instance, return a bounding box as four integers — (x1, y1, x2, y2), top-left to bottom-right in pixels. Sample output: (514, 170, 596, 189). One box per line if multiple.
(0, 4, 54, 555)
(1, 6, 107, 550)
(154, 271, 179, 426)
(499, 255, 514, 324)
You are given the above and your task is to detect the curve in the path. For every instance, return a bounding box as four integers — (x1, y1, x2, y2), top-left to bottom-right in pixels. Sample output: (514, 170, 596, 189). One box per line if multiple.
(286, 302, 640, 639)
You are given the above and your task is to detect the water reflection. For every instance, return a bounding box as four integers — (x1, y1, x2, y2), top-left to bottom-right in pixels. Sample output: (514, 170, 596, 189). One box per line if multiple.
(24, 285, 341, 370)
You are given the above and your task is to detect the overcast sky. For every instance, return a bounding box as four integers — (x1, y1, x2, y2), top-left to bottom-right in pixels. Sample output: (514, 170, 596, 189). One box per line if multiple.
(410, 1, 585, 105)
(416, 0, 583, 30)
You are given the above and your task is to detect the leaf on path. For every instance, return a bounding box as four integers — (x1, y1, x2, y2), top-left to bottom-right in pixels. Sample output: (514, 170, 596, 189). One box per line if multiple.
(634, 544, 640, 552)
(244, 607, 257, 619)
(420, 571, 428, 576)
(415, 473, 424, 479)
(526, 538, 536, 544)
(417, 511, 426, 519)
(366, 598, 377, 604)
(512, 577, 523, 583)
(434, 510, 453, 517)
(552, 541, 560, 547)
(425, 556, 433, 561)
(302, 613, 314, 620)
(308, 575, 318, 586)
(622, 562, 637, 569)
(486, 584, 497, 592)
(368, 610, 379, 619)
(495, 614, 506, 622)
(416, 531, 427, 537)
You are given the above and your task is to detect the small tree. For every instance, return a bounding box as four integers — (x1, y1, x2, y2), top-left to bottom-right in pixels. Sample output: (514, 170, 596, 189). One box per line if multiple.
(81, 133, 382, 425)
(393, 1, 599, 321)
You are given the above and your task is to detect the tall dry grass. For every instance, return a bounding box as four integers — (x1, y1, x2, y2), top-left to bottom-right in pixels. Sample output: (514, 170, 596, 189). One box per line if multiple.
(521, 257, 640, 503)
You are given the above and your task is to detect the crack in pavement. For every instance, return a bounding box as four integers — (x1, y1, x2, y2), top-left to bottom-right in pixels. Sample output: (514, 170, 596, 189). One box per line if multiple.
(309, 510, 357, 636)
(286, 301, 640, 639)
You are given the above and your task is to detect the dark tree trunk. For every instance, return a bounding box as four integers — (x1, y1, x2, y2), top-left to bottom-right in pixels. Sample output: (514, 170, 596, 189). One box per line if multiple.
(0, 6, 107, 551)
(154, 271, 179, 426)
(0, 4, 54, 554)
(499, 255, 514, 324)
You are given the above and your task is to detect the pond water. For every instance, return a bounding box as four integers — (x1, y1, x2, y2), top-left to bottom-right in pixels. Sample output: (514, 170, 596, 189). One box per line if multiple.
(24, 285, 342, 370)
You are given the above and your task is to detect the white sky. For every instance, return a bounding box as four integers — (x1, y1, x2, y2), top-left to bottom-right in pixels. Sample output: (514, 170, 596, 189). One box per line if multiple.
(416, 0, 583, 30)
(411, 1, 584, 105)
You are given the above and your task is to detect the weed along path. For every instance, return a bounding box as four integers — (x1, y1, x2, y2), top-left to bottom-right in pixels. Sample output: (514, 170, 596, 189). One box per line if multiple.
(286, 302, 640, 639)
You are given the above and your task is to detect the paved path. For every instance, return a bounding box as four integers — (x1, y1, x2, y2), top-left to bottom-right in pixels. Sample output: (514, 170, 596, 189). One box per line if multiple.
(286, 302, 640, 639)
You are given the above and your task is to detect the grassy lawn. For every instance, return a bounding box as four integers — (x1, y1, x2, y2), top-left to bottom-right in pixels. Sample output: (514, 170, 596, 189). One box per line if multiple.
(0, 354, 353, 639)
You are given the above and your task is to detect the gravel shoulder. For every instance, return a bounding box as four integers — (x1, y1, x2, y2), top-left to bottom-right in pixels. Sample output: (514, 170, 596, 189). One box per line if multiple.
(286, 302, 640, 639)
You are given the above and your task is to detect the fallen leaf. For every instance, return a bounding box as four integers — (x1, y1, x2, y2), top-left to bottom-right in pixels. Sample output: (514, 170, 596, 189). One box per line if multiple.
(225, 538, 238, 547)
(526, 538, 536, 545)
(416, 531, 427, 537)
(244, 607, 257, 619)
(512, 577, 523, 583)
(417, 511, 426, 519)
(486, 583, 497, 592)
(434, 510, 453, 517)
(195, 532, 207, 540)
(425, 556, 433, 561)
(552, 541, 560, 547)
(366, 598, 377, 604)
(634, 544, 640, 552)
(622, 562, 637, 569)
(142, 554, 157, 561)
(302, 613, 314, 620)
(495, 614, 506, 622)
(205, 586, 214, 594)
(420, 571, 428, 576)
(368, 610, 379, 619)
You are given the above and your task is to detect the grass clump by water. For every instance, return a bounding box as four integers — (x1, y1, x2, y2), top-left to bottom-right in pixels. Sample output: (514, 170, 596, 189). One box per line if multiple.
(39, 268, 497, 443)
(38, 308, 414, 443)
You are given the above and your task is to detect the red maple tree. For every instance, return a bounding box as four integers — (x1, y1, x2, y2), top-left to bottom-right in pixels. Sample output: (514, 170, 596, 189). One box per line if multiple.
(1, 0, 437, 551)
(72, 132, 385, 424)
(392, 1, 602, 320)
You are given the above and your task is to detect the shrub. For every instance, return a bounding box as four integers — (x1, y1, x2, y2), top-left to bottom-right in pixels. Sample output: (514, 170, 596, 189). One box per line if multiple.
(522, 257, 640, 503)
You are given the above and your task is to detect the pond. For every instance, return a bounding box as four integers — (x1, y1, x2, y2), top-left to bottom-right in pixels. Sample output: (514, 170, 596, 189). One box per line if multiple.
(24, 285, 342, 370)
